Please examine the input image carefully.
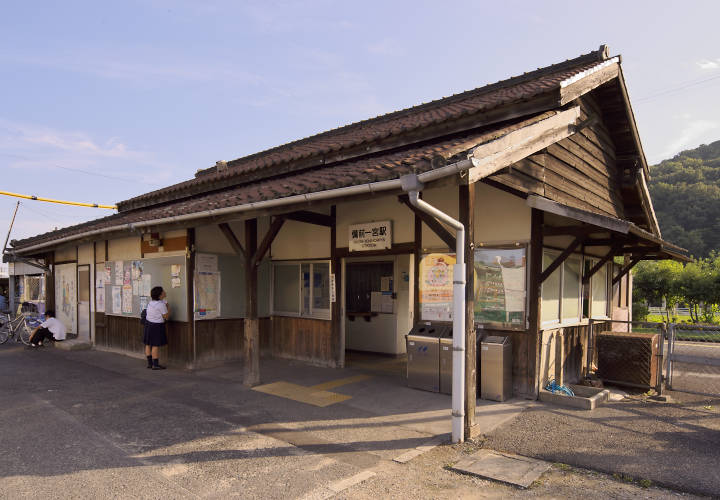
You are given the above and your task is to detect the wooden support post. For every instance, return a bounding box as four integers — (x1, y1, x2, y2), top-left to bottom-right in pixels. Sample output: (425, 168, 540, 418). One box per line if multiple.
(539, 236, 583, 284)
(583, 243, 622, 284)
(46, 252, 55, 312)
(413, 196, 422, 326)
(218, 223, 246, 258)
(244, 218, 260, 387)
(187, 228, 196, 367)
(330, 206, 342, 367)
(460, 182, 476, 438)
(527, 209, 544, 397)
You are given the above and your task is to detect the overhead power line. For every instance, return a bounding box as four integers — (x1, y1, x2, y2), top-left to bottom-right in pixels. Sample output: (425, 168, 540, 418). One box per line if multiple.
(0, 190, 117, 210)
(635, 72, 720, 104)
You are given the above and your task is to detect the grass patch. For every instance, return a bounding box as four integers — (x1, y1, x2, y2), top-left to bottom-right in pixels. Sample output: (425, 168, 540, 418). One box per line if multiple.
(555, 463, 572, 471)
(639, 479, 652, 488)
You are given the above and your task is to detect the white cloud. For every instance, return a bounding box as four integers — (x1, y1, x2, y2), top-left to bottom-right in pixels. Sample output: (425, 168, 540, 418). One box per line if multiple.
(656, 119, 720, 160)
(697, 59, 720, 70)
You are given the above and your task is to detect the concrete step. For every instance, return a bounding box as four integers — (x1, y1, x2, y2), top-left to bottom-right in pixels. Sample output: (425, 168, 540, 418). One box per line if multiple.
(53, 339, 92, 351)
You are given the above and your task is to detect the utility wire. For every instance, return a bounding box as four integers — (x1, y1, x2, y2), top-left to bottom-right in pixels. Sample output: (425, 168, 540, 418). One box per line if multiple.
(635, 72, 720, 104)
(52, 164, 137, 183)
(0, 190, 117, 209)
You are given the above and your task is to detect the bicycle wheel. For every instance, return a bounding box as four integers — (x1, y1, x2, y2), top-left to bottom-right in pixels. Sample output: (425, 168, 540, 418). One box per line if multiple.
(0, 323, 9, 344)
(18, 323, 32, 345)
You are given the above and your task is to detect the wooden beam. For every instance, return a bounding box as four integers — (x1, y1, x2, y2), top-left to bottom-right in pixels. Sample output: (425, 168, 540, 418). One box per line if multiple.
(539, 236, 584, 284)
(559, 60, 619, 105)
(218, 222, 245, 258)
(251, 216, 285, 267)
(583, 243, 622, 284)
(527, 195, 631, 234)
(527, 208, 544, 397)
(612, 253, 648, 285)
(187, 228, 196, 366)
(243, 219, 259, 387)
(399, 195, 456, 250)
(414, 197, 422, 328)
(459, 182, 476, 438)
(542, 225, 606, 237)
(467, 107, 581, 184)
(335, 242, 416, 259)
(283, 210, 334, 227)
(330, 205, 342, 367)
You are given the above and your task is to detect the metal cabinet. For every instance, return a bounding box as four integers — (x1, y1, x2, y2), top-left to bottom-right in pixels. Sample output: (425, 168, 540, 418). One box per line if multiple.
(480, 335, 512, 401)
(406, 324, 448, 393)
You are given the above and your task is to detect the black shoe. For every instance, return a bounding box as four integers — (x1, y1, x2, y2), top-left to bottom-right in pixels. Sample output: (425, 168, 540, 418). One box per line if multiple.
(152, 365, 166, 370)
(146, 364, 153, 369)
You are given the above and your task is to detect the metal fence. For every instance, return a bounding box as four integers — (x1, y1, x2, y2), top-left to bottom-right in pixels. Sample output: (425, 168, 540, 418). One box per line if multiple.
(666, 324, 720, 397)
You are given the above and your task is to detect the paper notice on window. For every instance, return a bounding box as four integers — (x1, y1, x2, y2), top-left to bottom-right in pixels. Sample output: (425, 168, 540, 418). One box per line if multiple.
(122, 285, 133, 314)
(381, 292, 394, 313)
(370, 291, 382, 312)
(141, 274, 152, 296)
(381, 276, 392, 292)
(115, 261, 124, 285)
(112, 286, 122, 314)
(97, 286, 105, 313)
(171, 264, 181, 278)
(171, 277, 181, 289)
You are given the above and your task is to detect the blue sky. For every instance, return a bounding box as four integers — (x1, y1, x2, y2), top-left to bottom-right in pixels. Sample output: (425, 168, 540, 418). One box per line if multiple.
(2, 0, 719, 242)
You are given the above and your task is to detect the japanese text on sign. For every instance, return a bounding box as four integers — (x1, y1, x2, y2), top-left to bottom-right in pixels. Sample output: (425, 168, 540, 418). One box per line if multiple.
(349, 221, 392, 251)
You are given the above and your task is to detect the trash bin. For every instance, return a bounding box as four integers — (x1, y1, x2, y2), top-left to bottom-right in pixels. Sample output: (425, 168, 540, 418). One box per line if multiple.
(480, 335, 512, 401)
(440, 328, 483, 395)
(406, 323, 447, 392)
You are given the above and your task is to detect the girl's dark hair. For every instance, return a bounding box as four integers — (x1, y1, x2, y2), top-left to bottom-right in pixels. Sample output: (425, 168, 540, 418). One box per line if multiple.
(45, 309, 55, 317)
(150, 286, 164, 301)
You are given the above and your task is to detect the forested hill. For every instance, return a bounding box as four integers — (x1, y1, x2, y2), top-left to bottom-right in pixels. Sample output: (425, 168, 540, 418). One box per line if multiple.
(648, 139, 720, 258)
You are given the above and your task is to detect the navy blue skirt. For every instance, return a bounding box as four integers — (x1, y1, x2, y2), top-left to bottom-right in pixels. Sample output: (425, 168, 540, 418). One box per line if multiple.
(143, 321, 168, 347)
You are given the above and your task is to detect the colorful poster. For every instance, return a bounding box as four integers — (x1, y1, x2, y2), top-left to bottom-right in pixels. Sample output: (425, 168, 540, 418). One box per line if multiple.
(104, 262, 112, 284)
(122, 284, 133, 313)
(115, 261, 123, 285)
(132, 260, 143, 280)
(474, 247, 526, 327)
(112, 286, 122, 314)
(132, 280, 139, 296)
(419, 253, 456, 321)
(194, 272, 220, 319)
(96, 270, 106, 313)
(196, 253, 218, 273)
(123, 261, 132, 285)
(55, 264, 77, 334)
(141, 274, 152, 296)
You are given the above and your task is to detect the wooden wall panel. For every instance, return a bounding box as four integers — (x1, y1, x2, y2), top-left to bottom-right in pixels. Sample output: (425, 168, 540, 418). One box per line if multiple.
(269, 316, 334, 367)
(195, 318, 245, 364)
(489, 94, 626, 221)
(98, 315, 191, 366)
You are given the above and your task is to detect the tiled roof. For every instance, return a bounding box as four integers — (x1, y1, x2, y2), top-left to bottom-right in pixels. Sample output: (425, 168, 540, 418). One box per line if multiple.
(117, 46, 610, 212)
(12, 114, 549, 250)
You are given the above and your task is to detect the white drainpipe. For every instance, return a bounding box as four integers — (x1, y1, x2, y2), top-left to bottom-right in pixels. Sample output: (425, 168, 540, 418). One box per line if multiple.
(401, 174, 466, 444)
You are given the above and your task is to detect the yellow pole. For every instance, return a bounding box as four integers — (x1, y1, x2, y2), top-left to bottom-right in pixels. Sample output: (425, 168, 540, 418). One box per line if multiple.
(0, 190, 117, 210)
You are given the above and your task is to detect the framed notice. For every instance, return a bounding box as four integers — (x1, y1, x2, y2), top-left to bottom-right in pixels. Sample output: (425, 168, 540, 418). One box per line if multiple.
(419, 253, 456, 322)
(349, 221, 391, 251)
(474, 246, 527, 329)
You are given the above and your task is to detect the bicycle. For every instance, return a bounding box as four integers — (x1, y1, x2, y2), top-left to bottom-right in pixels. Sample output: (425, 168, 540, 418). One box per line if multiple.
(0, 313, 34, 345)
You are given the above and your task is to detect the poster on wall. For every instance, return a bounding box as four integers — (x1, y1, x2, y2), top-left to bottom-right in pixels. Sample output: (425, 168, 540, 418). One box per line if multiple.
(122, 285, 133, 314)
(111, 286, 122, 314)
(141, 274, 152, 296)
(104, 263, 112, 284)
(55, 264, 78, 334)
(132, 260, 143, 280)
(474, 247, 526, 327)
(96, 270, 106, 313)
(196, 253, 218, 274)
(115, 261, 123, 285)
(194, 272, 220, 319)
(419, 253, 456, 322)
(123, 261, 132, 286)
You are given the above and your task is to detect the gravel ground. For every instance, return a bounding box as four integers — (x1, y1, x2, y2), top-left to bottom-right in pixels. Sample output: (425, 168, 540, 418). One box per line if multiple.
(483, 390, 720, 498)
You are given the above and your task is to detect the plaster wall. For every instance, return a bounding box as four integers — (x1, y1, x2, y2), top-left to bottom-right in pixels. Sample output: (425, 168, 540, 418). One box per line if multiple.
(272, 219, 330, 260)
(55, 245, 76, 262)
(336, 195, 414, 248)
(108, 237, 141, 261)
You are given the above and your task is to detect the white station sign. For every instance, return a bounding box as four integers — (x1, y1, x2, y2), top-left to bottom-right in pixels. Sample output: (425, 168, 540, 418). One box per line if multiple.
(349, 221, 392, 251)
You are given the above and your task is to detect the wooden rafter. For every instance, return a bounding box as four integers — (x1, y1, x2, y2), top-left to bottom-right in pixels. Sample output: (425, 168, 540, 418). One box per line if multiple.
(542, 225, 605, 237)
(539, 236, 584, 284)
(217, 223, 246, 258)
(398, 195, 456, 250)
(583, 243, 622, 284)
(251, 216, 285, 267)
(283, 210, 334, 227)
(612, 251, 651, 285)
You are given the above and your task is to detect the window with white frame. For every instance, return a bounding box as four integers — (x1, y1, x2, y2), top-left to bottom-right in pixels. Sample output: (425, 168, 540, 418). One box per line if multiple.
(541, 251, 585, 326)
(272, 261, 331, 319)
(590, 261, 609, 318)
(540, 251, 561, 324)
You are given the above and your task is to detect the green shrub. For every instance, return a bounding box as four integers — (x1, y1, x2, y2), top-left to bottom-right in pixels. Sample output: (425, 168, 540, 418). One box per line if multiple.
(632, 302, 649, 321)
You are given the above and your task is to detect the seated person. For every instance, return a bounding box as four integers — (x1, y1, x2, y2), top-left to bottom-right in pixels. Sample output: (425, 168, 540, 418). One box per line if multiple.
(29, 309, 67, 347)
